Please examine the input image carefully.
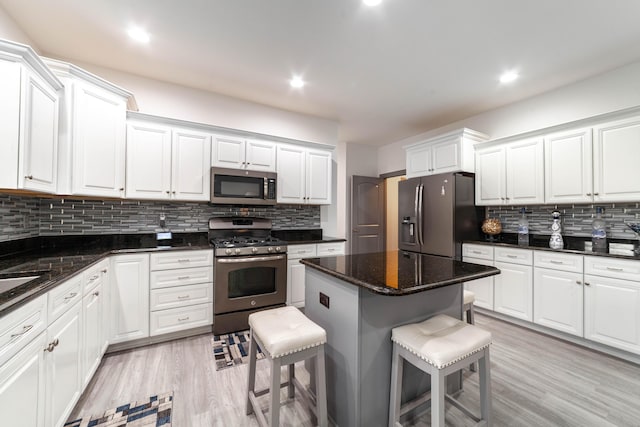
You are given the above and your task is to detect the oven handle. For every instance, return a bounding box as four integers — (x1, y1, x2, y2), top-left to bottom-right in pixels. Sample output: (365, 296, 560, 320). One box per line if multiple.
(217, 255, 286, 263)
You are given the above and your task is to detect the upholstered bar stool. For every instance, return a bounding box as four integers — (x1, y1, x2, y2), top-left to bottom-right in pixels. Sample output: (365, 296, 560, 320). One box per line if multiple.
(463, 290, 477, 372)
(389, 314, 492, 427)
(246, 306, 328, 427)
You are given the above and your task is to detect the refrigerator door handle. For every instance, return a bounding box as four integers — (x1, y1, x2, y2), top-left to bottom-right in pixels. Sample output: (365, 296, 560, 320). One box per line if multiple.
(414, 184, 420, 245)
(417, 183, 424, 246)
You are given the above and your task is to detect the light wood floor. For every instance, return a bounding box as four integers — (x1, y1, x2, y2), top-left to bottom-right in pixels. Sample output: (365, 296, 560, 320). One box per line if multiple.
(70, 314, 640, 426)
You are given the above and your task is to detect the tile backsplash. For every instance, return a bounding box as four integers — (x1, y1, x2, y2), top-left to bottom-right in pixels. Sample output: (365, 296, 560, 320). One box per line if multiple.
(487, 203, 640, 239)
(0, 194, 320, 242)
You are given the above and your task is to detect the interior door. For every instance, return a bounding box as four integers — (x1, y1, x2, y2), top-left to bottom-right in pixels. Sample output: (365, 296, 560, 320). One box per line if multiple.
(351, 175, 385, 254)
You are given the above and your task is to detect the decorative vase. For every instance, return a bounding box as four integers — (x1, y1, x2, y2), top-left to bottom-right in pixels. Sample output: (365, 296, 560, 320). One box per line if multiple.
(481, 218, 502, 242)
(549, 210, 564, 249)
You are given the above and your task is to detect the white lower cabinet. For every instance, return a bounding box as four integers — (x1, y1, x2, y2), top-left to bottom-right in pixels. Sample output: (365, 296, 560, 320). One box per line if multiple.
(463, 257, 495, 310)
(0, 331, 47, 427)
(149, 250, 213, 336)
(493, 261, 533, 321)
(110, 254, 150, 344)
(287, 242, 345, 307)
(81, 261, 108, 389)
(45, 300, 82, 427)
(534, 268, 584, 336)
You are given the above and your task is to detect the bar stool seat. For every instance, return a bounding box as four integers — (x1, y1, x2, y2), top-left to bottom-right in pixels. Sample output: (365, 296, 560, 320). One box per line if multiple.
(246, 306, 328, 427)
(389, 314, 492, 427)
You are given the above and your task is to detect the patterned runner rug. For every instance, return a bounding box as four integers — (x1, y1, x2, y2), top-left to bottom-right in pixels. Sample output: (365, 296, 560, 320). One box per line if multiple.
(64, 392, 172, 427)
(213, 330, 264, 371)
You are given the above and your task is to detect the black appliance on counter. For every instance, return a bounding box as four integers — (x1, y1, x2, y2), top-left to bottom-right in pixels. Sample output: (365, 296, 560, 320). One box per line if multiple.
(209, 217, 287, 334)
(398, 172, 483, 260)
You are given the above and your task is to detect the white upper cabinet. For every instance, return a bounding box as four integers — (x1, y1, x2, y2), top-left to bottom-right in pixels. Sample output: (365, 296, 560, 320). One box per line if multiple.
(126, 119, 211, 201)
(277, 144, 332, 205)
(593, 115, 640, 202)
(44, 58, 134, 198)
(405, 128, 488, 178)
(212, 135, 276, 172)
(0, 40, 62, 193)
(475, 137, 543, 205)
(544, 128, 593, 204)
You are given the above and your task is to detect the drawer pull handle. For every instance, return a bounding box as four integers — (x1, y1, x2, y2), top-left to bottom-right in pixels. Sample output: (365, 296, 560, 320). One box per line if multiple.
(101, 268, 108, 273)
(177, 276, 190, 280)
(471, 250, 482, 254)
(177, 259, 190, 262)
(89, 274, 99, 281)
(177, 316, 190, 322)
(10, 324, 33, 339)
(93, 291, 100, 297)
(177, 295, 190, 299)
(549, 260, 564, 264)
(506, 255, 518, 259)
(64, 292, 78, 302)
(606, 267, 624, 272)
(44, 338, 59, 352)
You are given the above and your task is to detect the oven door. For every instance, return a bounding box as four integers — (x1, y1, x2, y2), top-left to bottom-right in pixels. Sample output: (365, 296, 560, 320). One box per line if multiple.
(214, 254, 287, 314)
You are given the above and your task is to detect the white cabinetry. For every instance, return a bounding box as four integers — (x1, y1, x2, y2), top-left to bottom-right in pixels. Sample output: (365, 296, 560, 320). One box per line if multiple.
(110, 253, 150, 344)
(287, 242, 345, 307)
(475, 137, 544, 206)
(544, 128, 593, 204)
(584, 256, 640, 354)
(493, 247, 533, 321)
(533, 252, 584, 336)
(126, 120, 211, 201)
(462, 244, 495, 310)
(404, 128, 487, 178)
(277, 144, 332, 204)
(44, 58, 132, 198)
(81, 260, 108, 388)
(149, 250, 213, 336)
(592, 115, 640, 202)
(212, 135, 276, 172)
(0, 40, 62, 193)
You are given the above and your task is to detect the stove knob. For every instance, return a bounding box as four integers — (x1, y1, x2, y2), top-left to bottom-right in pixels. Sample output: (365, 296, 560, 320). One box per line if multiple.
(252, 247, 258, 253)
(275, 246, 281, 252)
(267, 247, 274, 253)
(235, 248, 241, 255)
(225, 249, 232, 255)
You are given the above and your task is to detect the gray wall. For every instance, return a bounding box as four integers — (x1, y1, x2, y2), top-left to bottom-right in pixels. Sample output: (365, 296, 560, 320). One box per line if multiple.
(487, 203, 640, 240)
(0, 194, 320, 242)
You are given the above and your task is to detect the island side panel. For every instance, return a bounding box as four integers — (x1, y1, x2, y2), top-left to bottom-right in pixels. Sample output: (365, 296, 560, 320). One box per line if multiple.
(358, 284, 463, 426)
(305, 268, 361, 427)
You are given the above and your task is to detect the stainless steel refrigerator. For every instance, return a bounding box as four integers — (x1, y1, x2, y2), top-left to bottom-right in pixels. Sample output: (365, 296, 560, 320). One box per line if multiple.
(398, 172, 483, 260)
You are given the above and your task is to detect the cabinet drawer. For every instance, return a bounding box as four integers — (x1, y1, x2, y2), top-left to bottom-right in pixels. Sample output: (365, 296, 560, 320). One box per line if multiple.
(317, 242, 345, 257)
(534, 251, 583, 273)
(82, 261, 107, 295)
(150, 250, 213, 271)
(462, 244, 494, 261)
(47, 275, 83, 324)
(494, 247, 533, 265)
(150, 266, 212, 289)
(150, 283, 213, 311)
(288, 244, 317, 260)
(150, 303, 213, 336)
(584, 256, 640, 282)
(0, 294, 47, 366)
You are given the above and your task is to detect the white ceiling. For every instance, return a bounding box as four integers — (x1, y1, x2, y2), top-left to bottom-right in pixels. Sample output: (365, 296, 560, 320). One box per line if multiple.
(3, 0, 640, 146)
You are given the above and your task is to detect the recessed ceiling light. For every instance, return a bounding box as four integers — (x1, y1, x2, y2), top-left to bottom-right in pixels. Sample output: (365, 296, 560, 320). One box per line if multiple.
(127, 27, 150, 43)
(363, 0, 382, 6)
(499, 71, 519, 84)
(290, 76, 305, 89)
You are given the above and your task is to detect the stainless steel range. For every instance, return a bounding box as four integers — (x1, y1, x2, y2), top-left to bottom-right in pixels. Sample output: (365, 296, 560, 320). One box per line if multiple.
(209, 217, 287, 334)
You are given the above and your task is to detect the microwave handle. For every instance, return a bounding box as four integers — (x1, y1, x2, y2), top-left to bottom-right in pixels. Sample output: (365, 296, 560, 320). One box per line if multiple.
(264, 177, 268, 200)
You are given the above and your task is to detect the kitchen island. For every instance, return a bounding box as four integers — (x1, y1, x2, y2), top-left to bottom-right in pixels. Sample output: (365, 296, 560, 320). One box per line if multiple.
(301, 251, 499, 427)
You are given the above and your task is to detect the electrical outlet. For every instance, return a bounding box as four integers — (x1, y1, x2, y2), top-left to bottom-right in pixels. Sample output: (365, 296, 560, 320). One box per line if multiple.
(319, 292, 330, 309)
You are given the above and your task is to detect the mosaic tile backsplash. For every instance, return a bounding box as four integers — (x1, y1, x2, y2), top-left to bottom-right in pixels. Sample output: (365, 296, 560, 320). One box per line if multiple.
(487, 203, 640, 240)
(0, 194, 320, 242)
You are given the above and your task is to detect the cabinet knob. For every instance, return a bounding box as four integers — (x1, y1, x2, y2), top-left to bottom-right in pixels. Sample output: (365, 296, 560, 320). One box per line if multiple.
(119, 187, 124, 191)
(584, 282, 591, 286)
(93, 291, 100, 297)
(166, 190, 171, 194)
(101, 268, 107, 273)
(576, 280, 582, 285)
(593, 192, 599, 196)
(172, 191, 176, 194)
(25, 175, 33, 180)
(586, 193, 592, 196)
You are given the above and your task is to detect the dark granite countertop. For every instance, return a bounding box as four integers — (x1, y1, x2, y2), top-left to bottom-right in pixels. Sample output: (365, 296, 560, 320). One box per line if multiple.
(467, 233, 640, 260)
(271, 228, 346, 245)
(0, 233, 211, 317)
(300, 251, 500, 296)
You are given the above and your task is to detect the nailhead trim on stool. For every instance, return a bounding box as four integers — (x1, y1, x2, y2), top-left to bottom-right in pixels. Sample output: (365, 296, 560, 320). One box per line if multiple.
(246, 306, 328, 427)
(388, 314, 492, 427)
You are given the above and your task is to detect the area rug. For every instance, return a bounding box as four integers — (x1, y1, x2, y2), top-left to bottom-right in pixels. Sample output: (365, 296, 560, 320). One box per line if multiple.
(64, 392, 172, 427)
(213, 330, 264, 371)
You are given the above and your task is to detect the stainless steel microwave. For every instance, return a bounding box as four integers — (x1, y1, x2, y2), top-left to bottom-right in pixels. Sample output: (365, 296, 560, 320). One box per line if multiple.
(210, 167, 277, 205)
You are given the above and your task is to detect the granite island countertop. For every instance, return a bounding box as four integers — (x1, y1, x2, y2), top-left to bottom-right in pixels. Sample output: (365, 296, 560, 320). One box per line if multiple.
(300, 250, 500, 296)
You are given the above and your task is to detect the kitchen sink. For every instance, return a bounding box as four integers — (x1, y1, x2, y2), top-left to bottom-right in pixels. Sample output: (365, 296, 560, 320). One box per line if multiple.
(0, 276, 40, 293)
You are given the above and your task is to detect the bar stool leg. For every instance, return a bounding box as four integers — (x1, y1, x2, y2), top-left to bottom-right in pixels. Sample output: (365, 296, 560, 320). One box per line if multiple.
(315, 344, 328, 427)
(466, 305, 477, 372)
(479, 349, 492, 426)
(246, 330, 257, 415)
(388, 343, 403, 427)
(269, 358, 282, 427)
(288, 364, 295, 399)
(431, 368, 446, 427)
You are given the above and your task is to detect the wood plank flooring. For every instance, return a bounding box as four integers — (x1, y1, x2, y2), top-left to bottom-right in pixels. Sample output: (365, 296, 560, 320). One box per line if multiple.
(70, 314, 640, 426)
